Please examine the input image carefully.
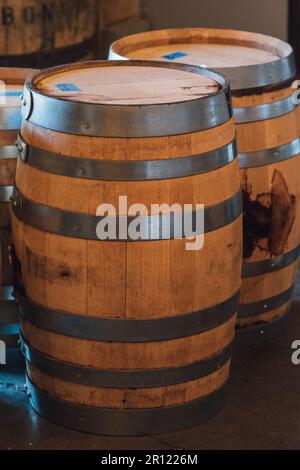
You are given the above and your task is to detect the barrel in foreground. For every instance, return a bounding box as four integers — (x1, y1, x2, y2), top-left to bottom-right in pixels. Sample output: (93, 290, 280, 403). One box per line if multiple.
(12, 60, 242, 435)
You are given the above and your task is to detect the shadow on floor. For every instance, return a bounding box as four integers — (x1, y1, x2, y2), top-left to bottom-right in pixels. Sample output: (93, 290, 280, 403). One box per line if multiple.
(1, 291, 300, 450)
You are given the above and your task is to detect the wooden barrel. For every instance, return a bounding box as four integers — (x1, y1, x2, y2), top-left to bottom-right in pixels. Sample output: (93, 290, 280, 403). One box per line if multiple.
(0, 0, 97, 68)
(0, 68, 35, 368)
(12, 61, 242, 435)
(110, 28, 300, 343)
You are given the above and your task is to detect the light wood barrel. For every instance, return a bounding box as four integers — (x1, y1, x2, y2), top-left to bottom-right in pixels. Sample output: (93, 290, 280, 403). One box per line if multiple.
(0, 0, 97, 68)
(0, 68, 35, 368)
(12, 61, 242, 435)
(110, 28, 300, 343)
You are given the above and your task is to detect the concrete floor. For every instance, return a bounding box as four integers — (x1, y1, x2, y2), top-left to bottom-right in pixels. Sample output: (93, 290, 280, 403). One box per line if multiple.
(1, 279, 300, 450)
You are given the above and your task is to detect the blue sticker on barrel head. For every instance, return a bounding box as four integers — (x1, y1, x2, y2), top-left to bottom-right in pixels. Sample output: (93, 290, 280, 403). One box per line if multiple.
(0, 91, 23, 97)
(162, 52, 188, 60)
(55, 83, 81, 92)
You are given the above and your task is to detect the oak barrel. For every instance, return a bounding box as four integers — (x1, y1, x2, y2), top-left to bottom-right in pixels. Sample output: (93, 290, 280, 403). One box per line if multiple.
(110, 28, 300, 343)
(12, 61, 242, 435)
(0, 67, 35, 368)
(0, 0, 97, 68)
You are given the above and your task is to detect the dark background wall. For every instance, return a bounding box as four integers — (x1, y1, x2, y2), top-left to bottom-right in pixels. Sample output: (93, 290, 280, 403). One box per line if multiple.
(142, 0, 288, 40)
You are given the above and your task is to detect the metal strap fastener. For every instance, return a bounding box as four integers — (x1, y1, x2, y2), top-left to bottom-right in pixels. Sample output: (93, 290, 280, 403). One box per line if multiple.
(25, 374, 228, 436)
(0, 107, 21, 130)
(238, 286, 293, 318)
(238, 137, 300, 169)
(234, 95, 298, 124)
(22, 61, 232, 137)
(109, 44, 296, 92)
(17, 290, 239, 343)
(11, 187, 242, 241)
(20, 335, 232, 388)
(17, 134, 237, 180)
(0, 185, 13, 203)
(242, 245, 300, 278)
(0, 146, 17, 159)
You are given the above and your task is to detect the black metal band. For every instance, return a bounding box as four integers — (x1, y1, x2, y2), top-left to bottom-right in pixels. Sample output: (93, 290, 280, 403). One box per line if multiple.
(234, 95, 298, 124)
(238, 287, 293, 318)
(17, 290, 239, 343)
(20, 335, 231, 389)
(11, 187, 242, 241)
(234, 313, 288, 348)
(238, 138, 300, 169)
(0, 35, 96, 68)
(17, 134, 237, 181)
(242, 245, 300, 278)
(25, 375, 228, 436)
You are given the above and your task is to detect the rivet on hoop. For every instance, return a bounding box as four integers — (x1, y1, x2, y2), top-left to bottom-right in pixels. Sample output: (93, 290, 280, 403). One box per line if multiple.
(78, 168, 85, 177)
(10, 195, 17, 207)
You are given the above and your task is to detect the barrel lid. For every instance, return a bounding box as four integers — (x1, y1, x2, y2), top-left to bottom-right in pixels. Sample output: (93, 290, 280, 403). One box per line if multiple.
(21, 60, 232, 137)
(109, 28, 296, 92)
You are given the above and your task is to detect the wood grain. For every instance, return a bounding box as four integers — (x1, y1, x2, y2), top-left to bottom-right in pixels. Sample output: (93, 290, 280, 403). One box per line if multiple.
(35, 64, 220, 105)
